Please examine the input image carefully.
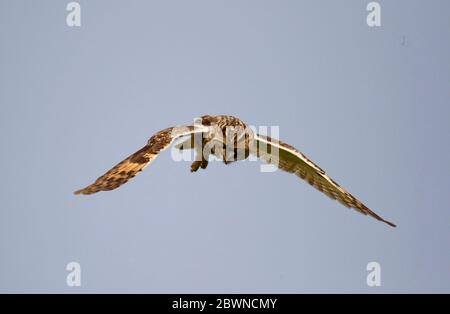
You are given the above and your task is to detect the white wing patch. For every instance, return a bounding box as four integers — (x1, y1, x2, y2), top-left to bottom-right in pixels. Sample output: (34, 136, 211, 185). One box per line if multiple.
(74, 125, 209, 195)
(253, 134, 396, 227)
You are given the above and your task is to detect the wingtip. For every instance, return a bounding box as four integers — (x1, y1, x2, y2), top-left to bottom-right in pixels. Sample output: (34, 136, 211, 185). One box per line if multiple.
(383, 219, 397, 228)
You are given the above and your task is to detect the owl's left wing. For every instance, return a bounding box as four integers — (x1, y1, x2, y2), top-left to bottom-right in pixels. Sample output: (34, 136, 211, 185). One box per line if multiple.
(74, 125, 209, 195)
(253, 134, 396, 227)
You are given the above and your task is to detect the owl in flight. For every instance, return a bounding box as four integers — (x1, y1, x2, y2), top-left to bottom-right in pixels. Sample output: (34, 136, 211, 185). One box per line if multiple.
(75, 115, 396, 227)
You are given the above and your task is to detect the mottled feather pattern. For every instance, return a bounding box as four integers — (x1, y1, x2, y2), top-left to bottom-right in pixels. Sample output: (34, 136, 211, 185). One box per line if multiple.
(74, 126, 205, 195)
(74, 146, 158, 195)
(255, 134, 396, 227)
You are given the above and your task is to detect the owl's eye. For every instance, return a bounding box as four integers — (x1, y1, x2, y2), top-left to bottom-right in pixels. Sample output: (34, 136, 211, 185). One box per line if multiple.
(202, 116, 212, 126)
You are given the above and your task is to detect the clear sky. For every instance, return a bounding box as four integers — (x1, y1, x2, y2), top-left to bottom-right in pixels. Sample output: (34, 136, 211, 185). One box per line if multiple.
(1, 0, 449, 292)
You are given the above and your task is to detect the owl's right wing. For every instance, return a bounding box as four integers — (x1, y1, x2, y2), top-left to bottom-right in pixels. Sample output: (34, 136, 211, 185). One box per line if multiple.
(74, 125, 209, 195)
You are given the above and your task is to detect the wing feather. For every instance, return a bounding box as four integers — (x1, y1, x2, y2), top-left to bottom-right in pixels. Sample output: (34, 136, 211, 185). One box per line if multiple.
(253, 134, 396, 227)
(74, 125, 209, 195)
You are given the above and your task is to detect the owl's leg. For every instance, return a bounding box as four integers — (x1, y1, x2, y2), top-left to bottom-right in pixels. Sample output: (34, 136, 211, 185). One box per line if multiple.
(190, 139, 211, 172)
(190, 144, 202, 172)
(190, 156, 208, 172)
(201, 153, 209, 169)
(190, 160, 202, 172)
(191, 140, 206, 172)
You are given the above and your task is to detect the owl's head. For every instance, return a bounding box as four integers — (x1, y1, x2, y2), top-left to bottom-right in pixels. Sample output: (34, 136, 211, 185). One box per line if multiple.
(200, 115, 216, 126)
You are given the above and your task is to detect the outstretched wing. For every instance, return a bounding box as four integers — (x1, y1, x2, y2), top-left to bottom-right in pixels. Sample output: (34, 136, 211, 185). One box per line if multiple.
(74, 125, 209, 195)
(253, 134, 396, 227)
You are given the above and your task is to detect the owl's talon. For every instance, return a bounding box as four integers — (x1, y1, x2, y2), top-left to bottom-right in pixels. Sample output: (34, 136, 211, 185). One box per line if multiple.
(190, 161, 202, 172)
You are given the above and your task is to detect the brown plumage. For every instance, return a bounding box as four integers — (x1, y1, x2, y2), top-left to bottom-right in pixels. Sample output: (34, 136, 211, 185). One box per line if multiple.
(74, 126, 208, 195)
(75, 115, 396, 227)
(254, 135, 396, 227)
